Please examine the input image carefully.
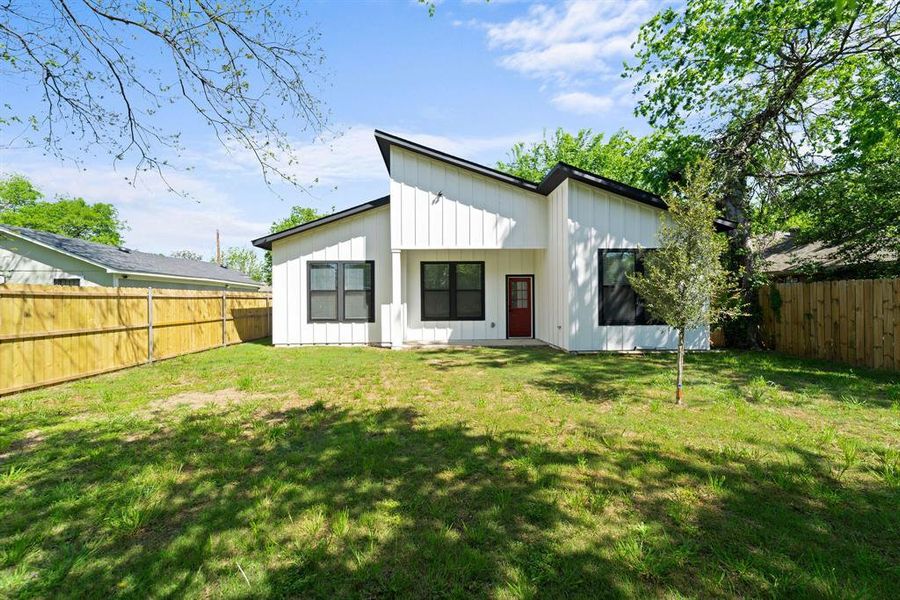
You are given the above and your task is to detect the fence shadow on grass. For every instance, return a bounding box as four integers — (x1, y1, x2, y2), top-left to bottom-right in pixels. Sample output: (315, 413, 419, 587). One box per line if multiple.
(2, 397, 898, 597)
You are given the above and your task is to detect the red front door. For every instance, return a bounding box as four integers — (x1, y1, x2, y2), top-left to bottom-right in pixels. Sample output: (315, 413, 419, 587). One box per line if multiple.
(507, 276, 533, 338)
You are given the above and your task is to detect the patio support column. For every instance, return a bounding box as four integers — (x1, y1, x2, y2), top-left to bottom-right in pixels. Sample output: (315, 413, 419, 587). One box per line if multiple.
(390, 248, 404, 349)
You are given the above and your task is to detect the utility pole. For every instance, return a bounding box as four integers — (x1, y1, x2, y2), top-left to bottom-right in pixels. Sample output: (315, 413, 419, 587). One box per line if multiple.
(216, 229, 221, 265)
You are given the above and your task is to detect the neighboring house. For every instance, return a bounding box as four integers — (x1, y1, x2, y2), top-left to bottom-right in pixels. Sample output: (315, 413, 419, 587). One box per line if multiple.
(757, 231, 898, 282)
(252, 130, 733, 351)
(0, 225, 262, 290)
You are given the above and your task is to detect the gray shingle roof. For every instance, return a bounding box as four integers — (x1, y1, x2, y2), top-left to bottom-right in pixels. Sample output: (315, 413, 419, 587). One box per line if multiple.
(755, 231, 895, 274)
(0, 225, 260, 286)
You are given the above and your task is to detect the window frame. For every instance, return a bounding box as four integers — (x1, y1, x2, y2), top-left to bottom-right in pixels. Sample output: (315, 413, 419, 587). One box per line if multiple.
(53, 277, 81, 286)
(306, 260, 375, 323)
(420, 261, 485, 321)
(598, 249, 649, 326)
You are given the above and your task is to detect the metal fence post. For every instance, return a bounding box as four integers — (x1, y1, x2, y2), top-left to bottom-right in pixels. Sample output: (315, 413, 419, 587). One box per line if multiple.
(147, 287, 154, 363)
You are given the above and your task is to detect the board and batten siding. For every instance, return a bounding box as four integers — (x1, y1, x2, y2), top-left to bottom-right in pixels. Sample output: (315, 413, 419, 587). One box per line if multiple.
(534, 180, 570, 350)
(389, 147, 547, 250)
(270, 206, 392, 345)
(566, 180, 708, 351)
(403, 249, 537, 343)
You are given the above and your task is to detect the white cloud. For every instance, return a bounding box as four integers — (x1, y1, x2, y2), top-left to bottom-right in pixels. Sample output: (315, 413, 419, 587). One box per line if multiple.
(481, 1, 657, 81)
(470, 1, 667, 115)
(551, 92, 614, 115)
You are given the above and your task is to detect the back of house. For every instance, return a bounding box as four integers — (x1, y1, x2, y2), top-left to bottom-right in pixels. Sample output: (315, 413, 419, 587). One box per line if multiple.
(253, 130, 730, 351)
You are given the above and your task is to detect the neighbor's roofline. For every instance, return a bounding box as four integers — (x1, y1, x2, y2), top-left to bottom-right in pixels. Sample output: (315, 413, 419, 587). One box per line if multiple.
(251, 195, 391, 250)
(0, 225, 261, 288)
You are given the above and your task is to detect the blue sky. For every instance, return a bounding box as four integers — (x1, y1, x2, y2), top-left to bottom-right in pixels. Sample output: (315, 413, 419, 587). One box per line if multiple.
(0, 1, 667, 257)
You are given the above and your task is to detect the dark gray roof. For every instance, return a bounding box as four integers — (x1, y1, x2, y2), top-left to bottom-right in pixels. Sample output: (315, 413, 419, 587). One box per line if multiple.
(0, 225, 260, 286)
(755, 231, 895, 274)
(252, 195, 390, 250)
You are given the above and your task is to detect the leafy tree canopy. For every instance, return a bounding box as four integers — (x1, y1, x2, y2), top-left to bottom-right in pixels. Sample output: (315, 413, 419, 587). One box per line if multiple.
(271, 206, 325, 234)
(0, 175, 127, 246)
(0, 174, 42, 210)
(498, 129, 706, 197)
(221, 246, 265, 283)
(626, 0, 898, 268)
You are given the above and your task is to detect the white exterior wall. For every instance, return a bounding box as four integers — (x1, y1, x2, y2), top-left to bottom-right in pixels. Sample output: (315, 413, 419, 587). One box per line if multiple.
(389, 147, 546, 250)
(534, 181, 570, 350)
(403, 249, 536, 343)
(270, 206, 392, 346)
(0, 235, 108, 285)
(566, 181, 708, 351)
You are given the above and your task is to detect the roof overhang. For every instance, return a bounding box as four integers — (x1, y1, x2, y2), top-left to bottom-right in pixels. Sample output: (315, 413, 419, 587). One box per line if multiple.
(251, 195, 390, 250)
(375, 130, 540, 193)
(539, 162, 668, 210)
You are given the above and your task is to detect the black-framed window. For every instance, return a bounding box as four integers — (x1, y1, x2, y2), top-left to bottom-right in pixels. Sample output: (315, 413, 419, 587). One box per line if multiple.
(598, 249, 648, 325)
(308, 261, 374, 323)
(53, 278, 81, 286)
(421, 261, 484, 321)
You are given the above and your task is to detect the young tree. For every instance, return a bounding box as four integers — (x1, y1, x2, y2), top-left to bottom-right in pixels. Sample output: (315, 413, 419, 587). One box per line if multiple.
(1, 1, 326, 187)
(628, 160, 741, 404)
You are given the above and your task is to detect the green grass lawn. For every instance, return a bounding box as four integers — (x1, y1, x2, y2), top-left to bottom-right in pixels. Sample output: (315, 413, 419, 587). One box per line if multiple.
(1, 343, 898, 599)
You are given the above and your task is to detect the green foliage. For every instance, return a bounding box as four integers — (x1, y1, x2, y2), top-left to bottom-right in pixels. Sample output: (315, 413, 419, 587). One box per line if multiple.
(220, 247, 265, 283)
(793, 127, 900, 263)
(628, 160, 741, 333)
(270, 206, 325, 235)
(170, 250, 204, 262)
(497, 129, 706, 196)
(262, 205, 326, 283)
(628, 159, 741, 400)
(769, 287, 783, 322)
(0, 174, 42, 211)
(0, 176, 127, 246)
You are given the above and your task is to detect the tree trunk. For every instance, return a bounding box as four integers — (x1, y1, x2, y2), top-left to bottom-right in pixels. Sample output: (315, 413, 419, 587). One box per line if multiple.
(720, 169, 761, 348)
(676, 328, 685, 405)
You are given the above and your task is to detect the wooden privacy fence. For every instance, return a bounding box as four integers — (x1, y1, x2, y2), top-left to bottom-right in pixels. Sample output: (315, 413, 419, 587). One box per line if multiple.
(759, 279, 899, 371)
(0, 284, 271, 395)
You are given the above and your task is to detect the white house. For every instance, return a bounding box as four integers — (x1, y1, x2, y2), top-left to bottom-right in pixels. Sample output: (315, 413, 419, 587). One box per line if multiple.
(252, 130, 732, 351)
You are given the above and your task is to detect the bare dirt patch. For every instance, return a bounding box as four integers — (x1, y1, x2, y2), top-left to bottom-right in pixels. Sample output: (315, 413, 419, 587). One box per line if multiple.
(146, 388, 260, 413)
